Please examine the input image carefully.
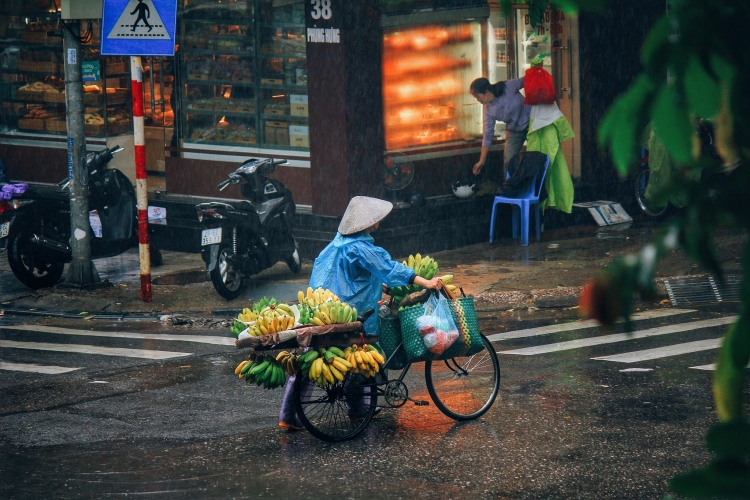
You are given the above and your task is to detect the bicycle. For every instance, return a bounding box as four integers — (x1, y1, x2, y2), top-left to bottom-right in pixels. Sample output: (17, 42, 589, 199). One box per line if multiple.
(292, 309, 500, 442)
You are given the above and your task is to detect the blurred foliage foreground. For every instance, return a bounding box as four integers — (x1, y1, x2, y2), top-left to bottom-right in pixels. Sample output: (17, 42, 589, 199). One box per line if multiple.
(563, 0, 750, 496)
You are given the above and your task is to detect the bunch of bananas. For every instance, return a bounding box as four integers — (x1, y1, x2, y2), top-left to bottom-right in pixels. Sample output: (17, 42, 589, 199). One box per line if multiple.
(299, 346, 353, 387)
(275, 350, 300, 376)
(310, 301, 358, 326)
(297, 304, 314, 325)
(406, 253, 439, 280)
(237, 307, 258, 323)
(229, 319, 248, 338)
(297, 287, 340, 307)
(240, 303, 298, 337)
(235, 355, 287, 389)
(344, 344, 385, 378)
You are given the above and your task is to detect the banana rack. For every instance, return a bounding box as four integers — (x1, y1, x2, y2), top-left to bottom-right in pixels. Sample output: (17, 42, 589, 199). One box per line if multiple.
(235, 322, 377, 353)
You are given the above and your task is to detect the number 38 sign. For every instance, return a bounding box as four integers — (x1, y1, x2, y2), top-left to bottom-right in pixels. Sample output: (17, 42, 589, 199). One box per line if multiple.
(305, 0, 340, 44)
(310, 0, 332, 20)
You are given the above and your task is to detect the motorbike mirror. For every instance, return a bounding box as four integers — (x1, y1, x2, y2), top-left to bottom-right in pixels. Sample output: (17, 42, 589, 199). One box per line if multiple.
(218, 179, 231, 191)
(57, 177, 71, 190)
(110, 145, 124, 154)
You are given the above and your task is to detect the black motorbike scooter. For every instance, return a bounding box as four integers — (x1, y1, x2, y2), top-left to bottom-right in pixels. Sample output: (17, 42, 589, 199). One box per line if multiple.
(196, 157, 301, 300)
(1, 145, 162, 289)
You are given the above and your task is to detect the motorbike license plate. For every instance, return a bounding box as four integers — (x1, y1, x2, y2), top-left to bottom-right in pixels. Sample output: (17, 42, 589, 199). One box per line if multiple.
(201, 227, 222, 246)
(0, 222, 9, 239)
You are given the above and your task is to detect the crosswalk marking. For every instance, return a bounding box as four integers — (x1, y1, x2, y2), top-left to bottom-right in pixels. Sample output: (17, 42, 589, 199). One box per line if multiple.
(0, 361, 82, 374)
(496, 316, 737, 356)
(2, 325, 235, 345)
(690, 363, 750, 371)
(485, 308, 697, 342)
(0, 340, 191, 359)
(592, 338, 722, 363)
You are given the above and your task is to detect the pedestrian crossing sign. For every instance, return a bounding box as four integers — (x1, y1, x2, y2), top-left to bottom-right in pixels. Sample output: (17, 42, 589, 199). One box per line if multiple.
(101, 0, 177, 56)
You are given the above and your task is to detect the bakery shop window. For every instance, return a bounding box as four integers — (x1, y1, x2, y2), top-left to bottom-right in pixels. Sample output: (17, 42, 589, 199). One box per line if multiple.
(0, 10, 132, 138)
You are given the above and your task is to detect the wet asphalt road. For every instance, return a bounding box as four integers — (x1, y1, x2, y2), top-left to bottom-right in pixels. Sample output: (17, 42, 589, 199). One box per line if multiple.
(1, 304, 747, 499)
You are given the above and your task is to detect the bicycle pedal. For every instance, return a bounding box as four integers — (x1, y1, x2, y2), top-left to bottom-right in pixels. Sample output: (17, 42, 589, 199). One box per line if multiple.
(413, 400, 429, 406)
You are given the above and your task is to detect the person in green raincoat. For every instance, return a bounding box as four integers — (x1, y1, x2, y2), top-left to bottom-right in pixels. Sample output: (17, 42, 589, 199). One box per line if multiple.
(524, 56, 576, 213)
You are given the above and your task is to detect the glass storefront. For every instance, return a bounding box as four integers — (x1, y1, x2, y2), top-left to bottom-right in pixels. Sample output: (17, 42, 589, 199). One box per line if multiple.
(0, 2, 132, 139)
(381, 22, 483, 152)
(178, 0, 308, 150)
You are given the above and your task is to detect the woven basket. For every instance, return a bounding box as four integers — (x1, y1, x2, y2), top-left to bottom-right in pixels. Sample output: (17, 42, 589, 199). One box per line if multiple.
(399, 296, 484, 363)
(378, 316, 408, 369)
(442, 296, 485, 358)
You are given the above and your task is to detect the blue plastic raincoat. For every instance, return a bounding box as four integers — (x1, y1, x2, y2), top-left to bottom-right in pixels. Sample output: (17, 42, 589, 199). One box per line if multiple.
(309, 232, 415, 336)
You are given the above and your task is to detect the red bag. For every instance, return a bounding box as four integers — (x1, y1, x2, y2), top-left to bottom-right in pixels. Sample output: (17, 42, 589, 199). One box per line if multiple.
(524, 66, 556, 105)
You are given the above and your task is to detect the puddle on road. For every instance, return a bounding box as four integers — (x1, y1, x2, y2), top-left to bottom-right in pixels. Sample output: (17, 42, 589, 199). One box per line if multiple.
(153, 271, 210, 286)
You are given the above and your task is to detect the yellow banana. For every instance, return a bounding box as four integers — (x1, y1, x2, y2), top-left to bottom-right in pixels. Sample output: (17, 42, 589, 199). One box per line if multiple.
(329, 364, 344, 382)
(331, 358, 349, 373)
(343, 305, 352, 323)
(408, 254, 415, 268)
(307, 286, 313, 299)
(235, 360, 250, 374)
(369, 350, 385, 365)
(312, 317, 325, 326)
(321, 362, 334, 384)
(259, 324, 268, 335)
(298, 290, 306, 304)
(275, 350, 290, 362)
(319, 303, 330, 318)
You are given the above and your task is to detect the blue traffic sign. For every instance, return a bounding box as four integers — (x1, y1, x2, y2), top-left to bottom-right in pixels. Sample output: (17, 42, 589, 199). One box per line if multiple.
(101, 0, 177, 56)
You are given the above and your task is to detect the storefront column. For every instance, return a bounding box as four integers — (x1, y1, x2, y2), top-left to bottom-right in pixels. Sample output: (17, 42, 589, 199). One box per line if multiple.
(305, 0, 384, 216)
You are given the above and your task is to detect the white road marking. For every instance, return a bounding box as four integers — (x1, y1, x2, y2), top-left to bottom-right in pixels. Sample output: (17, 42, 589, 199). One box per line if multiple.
(496, 316, 736, 356)
(486, 309, 697, 341)
(3, 325, 235, 345)
(0, 361, 82, 374)
(690, 363, 750, 371)
(0, 340, 191, 359)
(593, 338, 722, 363)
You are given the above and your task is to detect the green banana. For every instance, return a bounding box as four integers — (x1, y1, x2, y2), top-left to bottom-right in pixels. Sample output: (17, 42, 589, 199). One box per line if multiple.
(328, 346, 346, 358)
(249, 359, 270, 376)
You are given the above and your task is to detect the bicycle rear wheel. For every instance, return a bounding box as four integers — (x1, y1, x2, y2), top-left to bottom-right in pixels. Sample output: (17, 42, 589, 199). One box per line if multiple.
(293, 372, 377, 442)
(425, 334, 500, 420)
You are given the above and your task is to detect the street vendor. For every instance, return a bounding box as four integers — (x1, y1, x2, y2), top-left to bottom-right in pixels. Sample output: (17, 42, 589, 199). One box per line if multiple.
(279, 196, 442, 431)
(470, 76, 531, 178)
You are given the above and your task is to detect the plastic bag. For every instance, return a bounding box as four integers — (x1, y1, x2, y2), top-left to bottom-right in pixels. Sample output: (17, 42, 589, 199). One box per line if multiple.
(415, 293, 459, 355)
(524, 66, 556, 105)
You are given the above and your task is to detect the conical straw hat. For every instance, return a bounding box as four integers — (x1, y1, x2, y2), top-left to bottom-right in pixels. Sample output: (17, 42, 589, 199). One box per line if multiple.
(338, 196, 393, 235)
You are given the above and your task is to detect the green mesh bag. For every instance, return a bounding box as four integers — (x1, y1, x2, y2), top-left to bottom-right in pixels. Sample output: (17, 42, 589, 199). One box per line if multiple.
(378, 316, 408, 370)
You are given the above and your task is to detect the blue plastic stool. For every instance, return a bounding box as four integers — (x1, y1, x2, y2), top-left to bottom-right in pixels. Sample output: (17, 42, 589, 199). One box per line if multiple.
(489, 155, 550, 246)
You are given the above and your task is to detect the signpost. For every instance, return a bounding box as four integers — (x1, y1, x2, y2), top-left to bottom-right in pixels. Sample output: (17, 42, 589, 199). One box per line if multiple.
(101, 0, 177, 301)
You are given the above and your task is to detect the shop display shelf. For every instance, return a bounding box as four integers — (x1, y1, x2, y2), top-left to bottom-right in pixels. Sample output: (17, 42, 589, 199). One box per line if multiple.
(182, 48, 255, 56)
(258, 22, 305, 29)
(259, 83, 308, 92)
(384, 117, 456, 130)
(185, 78, 256, 87)
(261, 114, 308, 122)
(258, 52, 306, 61)
(385, 92, 464, 106)
(186, 109, 257, 118)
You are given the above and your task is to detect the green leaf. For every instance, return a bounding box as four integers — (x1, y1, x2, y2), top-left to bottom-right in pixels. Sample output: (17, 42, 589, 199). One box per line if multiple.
(652, 86, 693, 164)
(713, 317, 747, 422)
(641, 16, 672, 69)
(670, 460, 750, 499)
(684, 57, 721, 119)
(706, 421, 750, 459)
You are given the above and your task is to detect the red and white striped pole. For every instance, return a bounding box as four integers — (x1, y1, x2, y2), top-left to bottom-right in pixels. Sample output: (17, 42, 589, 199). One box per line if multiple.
(130, 56, 152, 302)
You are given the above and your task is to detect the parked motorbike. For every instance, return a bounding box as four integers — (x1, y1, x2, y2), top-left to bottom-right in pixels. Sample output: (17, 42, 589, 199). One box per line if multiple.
(196, 157, 301, 300)
(0, 145, 162, 289)
(634, 120, 720, 218)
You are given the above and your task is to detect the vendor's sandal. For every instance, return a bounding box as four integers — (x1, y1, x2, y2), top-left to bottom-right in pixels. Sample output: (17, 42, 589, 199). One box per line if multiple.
(279, 421, 304, 432)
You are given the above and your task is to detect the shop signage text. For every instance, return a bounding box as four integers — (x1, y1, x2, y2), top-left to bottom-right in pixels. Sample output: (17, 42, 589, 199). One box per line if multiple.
(524, 8, 565, 35)
(307, 27, 340, 43)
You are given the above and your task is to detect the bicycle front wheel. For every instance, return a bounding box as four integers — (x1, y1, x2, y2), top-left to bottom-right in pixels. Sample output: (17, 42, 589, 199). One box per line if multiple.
(425, 334, 500, 420)
(293, 372, 377, 442)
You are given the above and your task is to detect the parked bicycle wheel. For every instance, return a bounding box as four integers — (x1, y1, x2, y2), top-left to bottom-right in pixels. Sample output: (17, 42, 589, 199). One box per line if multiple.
(634, 168, 670, 218)
(293, 372, 377, 442)
(424, 334, 500, 420)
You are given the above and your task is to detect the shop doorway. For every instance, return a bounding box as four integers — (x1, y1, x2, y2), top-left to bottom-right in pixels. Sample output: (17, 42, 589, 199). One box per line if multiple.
(511, 5, 581, 177)
(141, 56, 176, 193)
